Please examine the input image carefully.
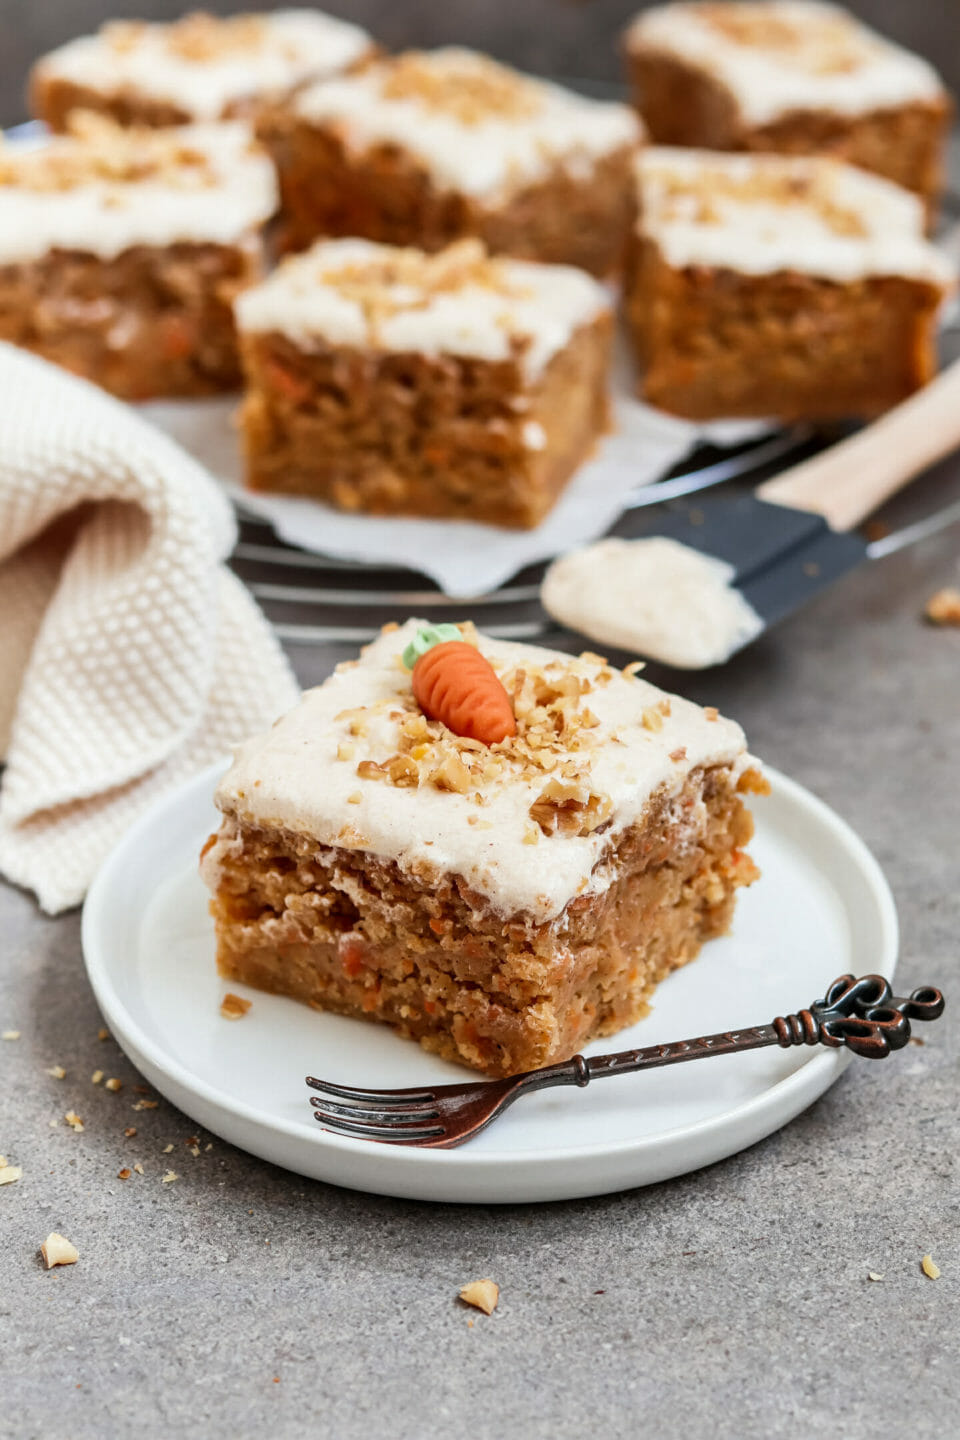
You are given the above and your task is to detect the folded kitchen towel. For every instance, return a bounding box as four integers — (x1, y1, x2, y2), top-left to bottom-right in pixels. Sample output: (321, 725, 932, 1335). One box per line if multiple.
(0, 343, 300, 914)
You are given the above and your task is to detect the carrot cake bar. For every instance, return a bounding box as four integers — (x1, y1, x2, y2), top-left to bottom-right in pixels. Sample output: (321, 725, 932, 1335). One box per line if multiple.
(623, 1, 951, 213)
(31, 9, 375, 131)
(626, 148, 956, 421)
(201, 620, 765, 1078)
(256, 47, 642, 274)
(234, 238, 613, 528)
(0, 114, 278, 398)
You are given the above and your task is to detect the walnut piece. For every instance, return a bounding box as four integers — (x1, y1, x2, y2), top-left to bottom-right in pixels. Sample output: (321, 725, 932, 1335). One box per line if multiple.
(925, 588, 960, 626)
(41, 1232, 79, 1269)
(459, 1278, 499, 1314)
(220, 993, 252, 1021)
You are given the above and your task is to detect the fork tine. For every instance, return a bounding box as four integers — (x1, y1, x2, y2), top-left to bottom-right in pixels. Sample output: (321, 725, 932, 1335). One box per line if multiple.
(311, 1109, 445, 1142)
(305, 1076, 436, 1105)
(310, 1096, 440, 1124)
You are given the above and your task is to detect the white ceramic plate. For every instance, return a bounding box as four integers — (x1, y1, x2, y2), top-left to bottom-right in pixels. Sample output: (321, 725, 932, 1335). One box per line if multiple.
(82, 763, 897, 1204)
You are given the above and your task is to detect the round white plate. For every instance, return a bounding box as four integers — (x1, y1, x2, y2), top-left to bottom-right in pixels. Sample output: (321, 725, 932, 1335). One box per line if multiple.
(82, 763, 897, 1204)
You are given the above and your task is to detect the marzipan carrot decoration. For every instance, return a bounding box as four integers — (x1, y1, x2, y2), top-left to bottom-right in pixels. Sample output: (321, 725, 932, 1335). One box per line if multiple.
(402, 625, 516, 745)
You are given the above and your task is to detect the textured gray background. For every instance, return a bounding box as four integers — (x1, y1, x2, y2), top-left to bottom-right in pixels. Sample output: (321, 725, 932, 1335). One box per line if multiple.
(1, 0, 957, 124)
(3, 3, 960, 1436)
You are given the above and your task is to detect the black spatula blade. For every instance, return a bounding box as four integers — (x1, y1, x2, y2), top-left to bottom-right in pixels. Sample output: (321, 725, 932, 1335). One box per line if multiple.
(618, 489, 869, 644)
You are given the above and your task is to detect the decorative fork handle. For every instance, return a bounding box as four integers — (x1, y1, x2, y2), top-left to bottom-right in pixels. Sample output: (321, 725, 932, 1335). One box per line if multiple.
(524, 974, 944, 1093)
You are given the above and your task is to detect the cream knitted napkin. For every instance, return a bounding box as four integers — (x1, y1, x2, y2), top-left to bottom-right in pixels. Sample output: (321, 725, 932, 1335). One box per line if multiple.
(0, 344, 300, 914)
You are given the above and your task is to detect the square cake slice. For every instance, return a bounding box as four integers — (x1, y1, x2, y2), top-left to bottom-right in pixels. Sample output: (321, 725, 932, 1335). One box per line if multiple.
(0, 115, 277, 399)
(256, 47, 642, 275)
(623, 1, 951, 213)
(626, 148, 955, 421)
(234, 238, 612, 528)
(31, 9, 375, 132)
(201, 620, 765, 1078)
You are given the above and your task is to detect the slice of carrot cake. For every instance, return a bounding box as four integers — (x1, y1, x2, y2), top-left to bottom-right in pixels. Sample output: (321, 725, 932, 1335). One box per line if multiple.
(31, 9, 375, 131)
(256, 47, 642, 275)
(201, 620, 765, 1078)
(0, 114, 278, 398)
(234, 237, 613, 528)
(626, 147, 956, 421)
(623, 1, 951, 214)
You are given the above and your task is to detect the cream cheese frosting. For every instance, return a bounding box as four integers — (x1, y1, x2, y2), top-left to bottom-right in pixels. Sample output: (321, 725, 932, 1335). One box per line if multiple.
(542, 538, 765, 670)
(626, 1, 946, 127)
(35, 10, 374, 121)
(291, 48, 642, 201)
(210, 620, 754, 924)
(233, 238, 611, 382)
(0, 121, 278, 265)
(637, 148, 957, 288)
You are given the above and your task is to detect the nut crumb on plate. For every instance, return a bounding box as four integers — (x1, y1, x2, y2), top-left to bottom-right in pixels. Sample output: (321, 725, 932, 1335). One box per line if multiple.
(459, 1279, 499, 1314)
(64, 1110, 84, 1132)
(41, 1232, 78, 1268)
(162, 1170, 179, 1184)
(220, 993, 252, 1020)
(47, 1065, 66, 1079)
(0, 1164, 23, 1185)
(2, 1030, 20, 1040)
(91, 1070, 104, 1085)
(922, 1254, 941, 1279)
(867, 1271, 885, 1282)
(105, 1077, 122, 1092)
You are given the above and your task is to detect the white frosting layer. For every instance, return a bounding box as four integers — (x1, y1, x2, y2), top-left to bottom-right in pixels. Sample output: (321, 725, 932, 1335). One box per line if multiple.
(626, 1, 945, 126)
(36, 9, 373, 120)
(234, 238, 611, 381)
(542, 538, 764, 670)
(637, 148, 957, 287)
(292, 48, 641, 200)
(211, 620, 753, 924)
(0, 123, 278, 265)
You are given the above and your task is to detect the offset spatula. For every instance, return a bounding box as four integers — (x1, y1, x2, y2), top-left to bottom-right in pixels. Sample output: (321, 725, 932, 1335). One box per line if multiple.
(589, 358, 960, 657)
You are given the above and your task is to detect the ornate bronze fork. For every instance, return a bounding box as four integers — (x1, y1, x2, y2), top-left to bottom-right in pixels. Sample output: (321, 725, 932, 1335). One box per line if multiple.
(306, 973, 944, 1150)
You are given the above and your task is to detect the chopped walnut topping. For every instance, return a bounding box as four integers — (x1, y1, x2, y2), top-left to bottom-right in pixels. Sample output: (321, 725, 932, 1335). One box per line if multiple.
(41, 1232, 79, 1269)
(337, 742, 356, 762)
(347, 792, 362, 805)
(220, 993, 252, 1021)
(697, 3, 865, 75)
(925, 587, 960, 626)
(669, 747, 687, 763)
(459, 1278, 499, 1314)
(642, 706, 664, 733)
(704, 706, 719, 722)
(0, 111, 223, 193)
(651, 157, 868, 238)
(380, 51, 542, 124)
(529, 778, 612, 838)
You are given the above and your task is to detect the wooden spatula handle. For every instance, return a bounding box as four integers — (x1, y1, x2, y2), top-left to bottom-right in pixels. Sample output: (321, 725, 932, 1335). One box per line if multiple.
(756, 359, 960, 531)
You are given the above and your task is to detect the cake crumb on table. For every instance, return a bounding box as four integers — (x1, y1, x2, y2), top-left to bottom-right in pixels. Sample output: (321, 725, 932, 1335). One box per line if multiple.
(925, 588, 960, 626)
(922, 1254, 941, 1280)
(220, 993, 252, 1020)
(41, 1233, 78, 1269)
(459, 1279, 500, 1314)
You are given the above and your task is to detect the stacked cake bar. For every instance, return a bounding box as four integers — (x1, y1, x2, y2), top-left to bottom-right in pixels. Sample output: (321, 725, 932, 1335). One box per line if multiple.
(624, 1, 951, 211)
(202, 621, 764, 1077)
(234, 238, 613, 527)
(256, 47, 643, 274)
(0, 115, 277, 399)
(31, 9, 375, 131)
(626, 148, 955, 420)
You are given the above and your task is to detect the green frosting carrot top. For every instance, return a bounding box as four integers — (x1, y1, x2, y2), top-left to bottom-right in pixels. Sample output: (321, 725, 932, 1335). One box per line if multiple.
(401, 624, 463, 671)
